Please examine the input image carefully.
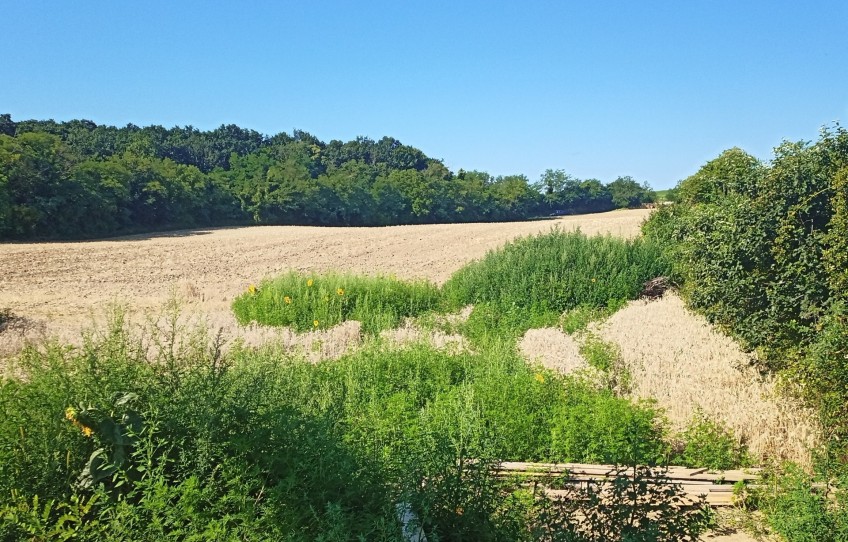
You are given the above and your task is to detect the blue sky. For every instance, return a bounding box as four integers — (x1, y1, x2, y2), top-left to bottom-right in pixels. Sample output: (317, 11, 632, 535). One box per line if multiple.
(3, 1, 846, 188)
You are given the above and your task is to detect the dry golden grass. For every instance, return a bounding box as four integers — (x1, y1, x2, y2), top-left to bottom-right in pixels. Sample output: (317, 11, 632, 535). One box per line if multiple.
(592, 293, 819, 467)
(518, 327, 588, 375)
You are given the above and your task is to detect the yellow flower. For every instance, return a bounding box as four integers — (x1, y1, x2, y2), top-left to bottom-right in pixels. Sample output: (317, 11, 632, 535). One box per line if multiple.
(81, 425, 94, 438)
(65, 406, 77, 421)
(307, 279, 314, 287)
(284, 296, 292, 304)
(313, 319, 319, 327)
(591, 278, 596, 283)
(534, 373, 545, 383)
(248, 284, 257, 295)
(337, 288, 345, 296)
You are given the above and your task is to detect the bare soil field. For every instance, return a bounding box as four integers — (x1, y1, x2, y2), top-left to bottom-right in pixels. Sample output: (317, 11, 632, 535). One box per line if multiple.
(0, 210, 649, 354)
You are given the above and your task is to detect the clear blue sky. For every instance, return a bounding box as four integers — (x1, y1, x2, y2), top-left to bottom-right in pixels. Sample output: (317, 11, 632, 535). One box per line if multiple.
(3, 1, 846, 188)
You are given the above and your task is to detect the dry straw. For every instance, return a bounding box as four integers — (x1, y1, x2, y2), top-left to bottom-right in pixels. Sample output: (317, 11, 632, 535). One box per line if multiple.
(592, 293, 819, 467)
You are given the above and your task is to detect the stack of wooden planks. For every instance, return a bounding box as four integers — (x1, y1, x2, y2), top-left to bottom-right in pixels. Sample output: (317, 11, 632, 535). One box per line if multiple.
(494, 462, 761, 507)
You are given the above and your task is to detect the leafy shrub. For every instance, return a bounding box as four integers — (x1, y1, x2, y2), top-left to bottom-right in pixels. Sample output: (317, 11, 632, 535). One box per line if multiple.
(231, 271, 441, 334)
(758, 466, 848, 542)
(533, 464, 712, 542)
(672, 411, 750, 470)
(0, 312, 687, 540)
(641, 125, 848, 539)
(550, 386, 667, 465)
(0, 317, 399, 541)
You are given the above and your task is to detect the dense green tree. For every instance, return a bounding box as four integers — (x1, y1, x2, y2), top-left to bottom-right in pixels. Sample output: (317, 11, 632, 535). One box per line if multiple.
(677, 148, 763, 204)
(0, 114, 652, 239)
(0, 114, 15, 137)
(608, 176, 654, 208)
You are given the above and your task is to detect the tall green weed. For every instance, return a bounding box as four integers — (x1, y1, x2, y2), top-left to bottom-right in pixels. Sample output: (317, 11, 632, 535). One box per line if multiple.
(442, 230, 669, 337)
(231, 272, 440, 334)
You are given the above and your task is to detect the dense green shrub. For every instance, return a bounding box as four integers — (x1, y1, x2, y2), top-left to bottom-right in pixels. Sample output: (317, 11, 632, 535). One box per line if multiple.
(442, 230, 669, 335)
(550, 387, 666, 465)
(672, 412, 750, 470)
(0, 311, 688, 539)
(642, 124, 848, 539)
(758, 467, 848, 542)
(231, 272, 441, 334)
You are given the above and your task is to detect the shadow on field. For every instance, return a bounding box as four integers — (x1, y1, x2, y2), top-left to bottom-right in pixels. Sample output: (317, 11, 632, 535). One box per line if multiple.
(104, 228, 217, 241)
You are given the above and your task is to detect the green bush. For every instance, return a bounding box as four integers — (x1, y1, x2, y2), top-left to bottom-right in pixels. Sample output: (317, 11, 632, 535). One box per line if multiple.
(442, 230, 669, 336)
(759, 466, 848, 542)
(672, 412, 750, 470)
(533, 464, 712, 541)
(550, 387, 667, 465)
(231, 271, 441, 334)
(0, 319, 399, 541)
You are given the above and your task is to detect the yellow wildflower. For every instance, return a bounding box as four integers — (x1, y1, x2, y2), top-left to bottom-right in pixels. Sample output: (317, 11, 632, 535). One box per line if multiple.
(313, 319, 319, 327)
(284, 296, 292, 304)
(248, 284, 257, 295)
(307, 279, 314, 287)
(65, 406, 77, 421)
(591, 278, 596, 283)
(81, 426, 94, 438)
(534, 373, 545, 383)
(337, 288, 345, 296)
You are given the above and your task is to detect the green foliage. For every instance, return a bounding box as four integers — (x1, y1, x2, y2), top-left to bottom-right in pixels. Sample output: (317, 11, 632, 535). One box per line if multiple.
(533, 465, 712, 541)
(676, 147, 763, 205)
(231, 272, 441, 334)
(457, 302, 561, 347)
(550, 388, 666, 465)
(672, 412, 750, 470)
(578, 334, 631, 394)
(607, 176, 655, 208)
(642, 124, 848, 539)
(443, 230, 669, 329)
(0, 306, 688, 539)
(1, 114, 659, 240)
(0, 319, 399, 541)
(559, 303, 624, 335)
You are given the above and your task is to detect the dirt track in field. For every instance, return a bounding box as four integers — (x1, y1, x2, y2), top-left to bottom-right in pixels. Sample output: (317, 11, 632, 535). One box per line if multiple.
(0, 210, 649, 348)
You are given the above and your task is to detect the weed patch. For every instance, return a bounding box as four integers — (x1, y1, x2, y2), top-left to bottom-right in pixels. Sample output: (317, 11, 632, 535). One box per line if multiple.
(442, 230, 669, 337)
(232, 271, 441, 334)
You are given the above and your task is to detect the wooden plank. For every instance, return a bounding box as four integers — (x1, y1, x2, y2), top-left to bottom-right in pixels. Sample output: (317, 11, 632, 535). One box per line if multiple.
(543, 488, 737, 507)
(496, 462, 761, 484)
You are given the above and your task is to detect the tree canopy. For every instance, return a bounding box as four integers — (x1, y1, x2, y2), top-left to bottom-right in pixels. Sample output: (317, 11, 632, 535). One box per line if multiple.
(0, 115, 655, 239)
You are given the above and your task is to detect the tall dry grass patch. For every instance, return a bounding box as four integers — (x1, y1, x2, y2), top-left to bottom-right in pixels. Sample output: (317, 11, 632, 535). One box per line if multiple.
(593, 293, 819, 467)
(518, 328, 588, 376)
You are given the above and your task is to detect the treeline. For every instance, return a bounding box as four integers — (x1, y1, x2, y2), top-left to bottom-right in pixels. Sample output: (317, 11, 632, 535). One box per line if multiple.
(643, 125, 848, 537)
(0, 114, 654, 239)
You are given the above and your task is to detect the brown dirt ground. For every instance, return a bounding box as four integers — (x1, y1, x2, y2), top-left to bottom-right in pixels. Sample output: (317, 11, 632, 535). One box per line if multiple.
(0, 210, 649, 353)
